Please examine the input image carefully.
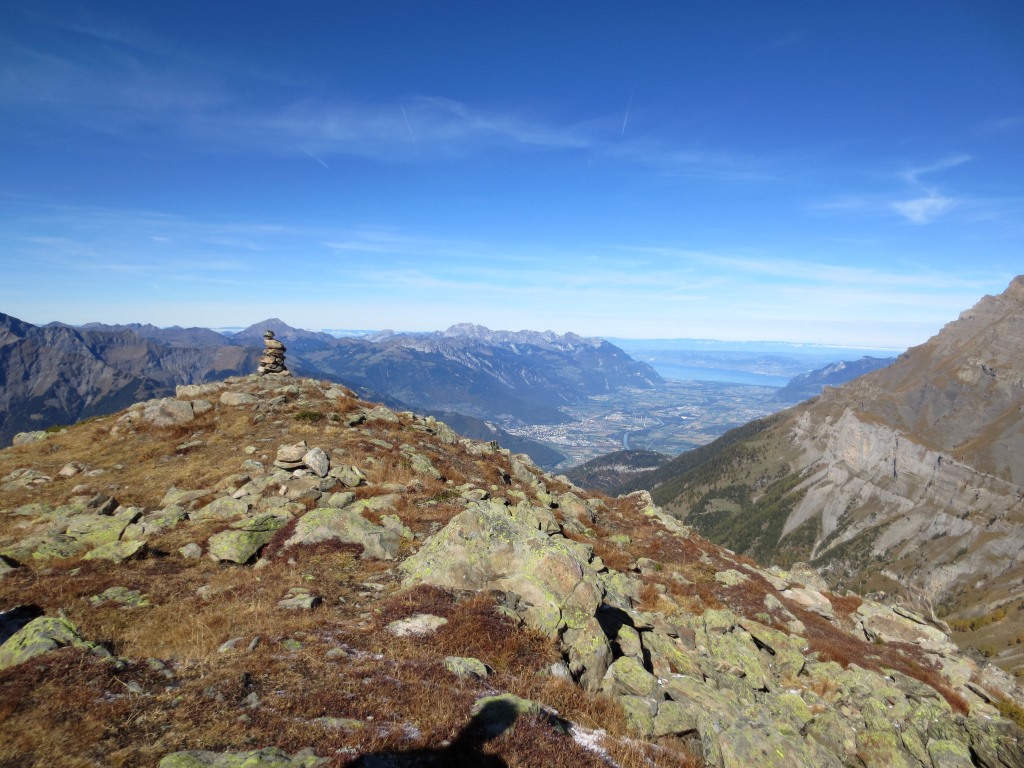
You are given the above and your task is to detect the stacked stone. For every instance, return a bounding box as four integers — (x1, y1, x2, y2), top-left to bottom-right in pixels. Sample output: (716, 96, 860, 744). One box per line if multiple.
(258, 330, 288, 375)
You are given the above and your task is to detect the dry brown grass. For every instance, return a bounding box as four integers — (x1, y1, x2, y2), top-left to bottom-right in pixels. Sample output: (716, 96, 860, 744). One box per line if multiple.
(789, 601, 970, 715)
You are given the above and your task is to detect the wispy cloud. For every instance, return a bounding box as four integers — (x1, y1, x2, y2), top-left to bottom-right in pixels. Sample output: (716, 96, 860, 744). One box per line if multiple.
(897, 154, 972, 186)
(978, 115, 1023, 134)
(891, 193, 955, 224)
(0, 18, 779, 180)
(887, 154, 970, 224)
(1, 199, 1014, 346)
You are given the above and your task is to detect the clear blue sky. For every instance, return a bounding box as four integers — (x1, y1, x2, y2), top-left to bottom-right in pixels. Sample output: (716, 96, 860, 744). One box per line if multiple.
(1, 1, 1021, 347)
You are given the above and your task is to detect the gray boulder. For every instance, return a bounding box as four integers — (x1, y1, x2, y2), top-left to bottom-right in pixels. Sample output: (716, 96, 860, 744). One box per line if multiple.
(142, 398, 196, 428)
(286, 508, 399, 560)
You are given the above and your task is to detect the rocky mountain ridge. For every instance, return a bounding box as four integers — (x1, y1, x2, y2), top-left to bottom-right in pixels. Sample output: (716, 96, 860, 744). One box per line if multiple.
(0, 374, 1021, 766)
(624, 277, 1024, 676)
(0, 313, 259, 448)
(773, 356, 896, 404)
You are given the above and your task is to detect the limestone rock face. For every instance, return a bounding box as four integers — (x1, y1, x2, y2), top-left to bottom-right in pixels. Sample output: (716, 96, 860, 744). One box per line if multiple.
(648, 276, 1024, 649)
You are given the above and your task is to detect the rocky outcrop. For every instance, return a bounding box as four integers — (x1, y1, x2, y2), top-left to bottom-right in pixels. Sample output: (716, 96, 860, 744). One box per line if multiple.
(398, 481, 1023, 766)
(1, 373, 1021, 767)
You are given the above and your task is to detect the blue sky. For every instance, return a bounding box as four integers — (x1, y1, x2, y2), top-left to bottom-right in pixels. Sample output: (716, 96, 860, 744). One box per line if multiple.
(1, 1, 1022, 347)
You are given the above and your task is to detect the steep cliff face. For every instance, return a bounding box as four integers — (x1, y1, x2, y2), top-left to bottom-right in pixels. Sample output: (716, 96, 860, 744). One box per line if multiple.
(785, 405, 1024, 605)
(834, 275, 1024, 484)
(639, 277, 1024, 670)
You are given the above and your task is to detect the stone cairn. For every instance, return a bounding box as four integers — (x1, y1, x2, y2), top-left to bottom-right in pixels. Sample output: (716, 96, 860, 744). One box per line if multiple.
(257, 330, 288, 375)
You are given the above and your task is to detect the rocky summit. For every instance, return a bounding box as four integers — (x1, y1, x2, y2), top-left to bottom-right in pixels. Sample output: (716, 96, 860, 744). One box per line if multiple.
(0, 375, 1022, 767)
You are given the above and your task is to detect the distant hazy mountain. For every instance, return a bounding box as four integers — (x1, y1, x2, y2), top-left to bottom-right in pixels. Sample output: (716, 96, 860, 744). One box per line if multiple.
(0, 313, 259, 446)
(619, 276, 1024, 670)
(773, 355, 896, 403)
(611, 337, 902, 386)
(291, 323, 663, 426)
(79, 322, 231, 348)
(229, 318, 338, 346)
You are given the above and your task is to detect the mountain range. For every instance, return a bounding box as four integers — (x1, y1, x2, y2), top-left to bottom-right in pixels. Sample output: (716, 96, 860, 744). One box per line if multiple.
(608, 276, 1024, 675)
(0, 315, 668, 469)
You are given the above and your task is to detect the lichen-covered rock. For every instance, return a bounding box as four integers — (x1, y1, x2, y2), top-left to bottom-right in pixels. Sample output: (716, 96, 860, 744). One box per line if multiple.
(400, 446, 443, 480)
(386, 613, 448, 637)
(277, 587, 322, 611)
(780, 586, 835, 620)
(620, 695, 657, 737)
(12, 431, 51, 446)
(641, 628, 703, 680)
(856, 601, 957, 655)
(286, 508, 399, 560)
(659, 674, 734, 733)
(157, 747, 323, 767)
(161, 487, 212, 508)
(275, 441, 308, 470)
(927, 738, 976, 768)
(192, 497, 250, 522)
(30, 535, 86, 561)
(964, 717, 1024, 768)
(142, 398, 196, 427)
(715, 568, 750, 586)
(399, 500, 604, 637)
(706, 628, 773, 690)
(856, 730, 924, 768)
(506, 501, 560, 534)
(328, 464, 366, 488)
(83, 539, 147, 562)
(717, 723, 844, 768)
(65, 507, 141, 546)
(444, 656, 489, 679)
(208, 514, 288, 563)
(219, 392, 258, 406)
(562, 617, 613, 692)
(601, 656, 661, 699)
(89, 587, 150, 608)
(0, 617, 109, 670)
